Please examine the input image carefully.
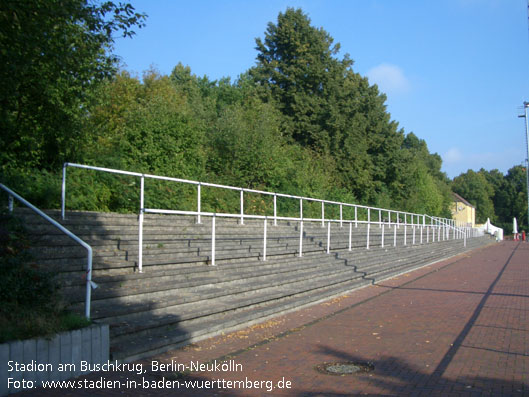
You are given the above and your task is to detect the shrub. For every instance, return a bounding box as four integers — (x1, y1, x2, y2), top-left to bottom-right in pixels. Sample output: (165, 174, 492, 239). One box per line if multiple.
(0, 212, 90, 343)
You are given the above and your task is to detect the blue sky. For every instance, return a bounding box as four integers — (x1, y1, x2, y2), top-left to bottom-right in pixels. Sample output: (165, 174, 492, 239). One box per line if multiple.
(113, 0, 529, 179)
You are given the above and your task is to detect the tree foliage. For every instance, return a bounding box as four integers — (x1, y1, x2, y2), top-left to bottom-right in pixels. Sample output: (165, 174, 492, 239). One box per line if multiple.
(0, 0, 145, 169)
(452, 166, 528, 231)
(2, 5, 456, 220)
(249, 8, 450, 209)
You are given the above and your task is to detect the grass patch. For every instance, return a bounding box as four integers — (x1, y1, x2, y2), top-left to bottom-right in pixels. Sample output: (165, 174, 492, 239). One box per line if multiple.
(0, 310, 91, 344)
(0, 211, 91, 344)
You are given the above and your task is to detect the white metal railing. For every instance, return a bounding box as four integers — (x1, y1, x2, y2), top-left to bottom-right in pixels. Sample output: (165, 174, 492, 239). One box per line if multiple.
(61, 163, 475, 271)
(480, 218, 503, 241)
(1, 183, 95, 319)
(143, 211, 464, 266)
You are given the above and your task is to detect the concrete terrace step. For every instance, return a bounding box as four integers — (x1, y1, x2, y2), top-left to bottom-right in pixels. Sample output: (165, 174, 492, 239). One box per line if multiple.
(11, 208, 495, 362)
(108, 272, 374, 359)
(55, 236, 467, 290)
(110, 239, 492, 361)
(89, 244, 467, 321)
(64, 240, 476, 323)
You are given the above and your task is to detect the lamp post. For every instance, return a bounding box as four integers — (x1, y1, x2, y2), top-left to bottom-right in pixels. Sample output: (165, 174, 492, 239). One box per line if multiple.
(519, 101, 529, 232)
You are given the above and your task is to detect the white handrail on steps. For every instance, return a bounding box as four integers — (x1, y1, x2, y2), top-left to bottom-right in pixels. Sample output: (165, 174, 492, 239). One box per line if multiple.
(61, 163, 480, 272)
(1, 183, 95, 319)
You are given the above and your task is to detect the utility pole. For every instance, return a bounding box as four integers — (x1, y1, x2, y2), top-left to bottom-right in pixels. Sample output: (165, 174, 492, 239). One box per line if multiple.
(520, 102, 529, 231)
(520, 1, 529, 232)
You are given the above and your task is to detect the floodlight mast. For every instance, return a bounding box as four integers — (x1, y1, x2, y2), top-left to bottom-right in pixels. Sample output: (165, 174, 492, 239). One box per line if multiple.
(523, 102, 529, 231)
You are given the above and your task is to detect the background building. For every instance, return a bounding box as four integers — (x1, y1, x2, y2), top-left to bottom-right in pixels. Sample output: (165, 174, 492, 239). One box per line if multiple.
(451, 192, 476, 227)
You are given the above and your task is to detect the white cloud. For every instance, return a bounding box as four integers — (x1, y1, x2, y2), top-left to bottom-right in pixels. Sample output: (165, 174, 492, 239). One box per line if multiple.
(442, 147, 523, 178)
(443, 147, 464, 164)
(366, 63, 411, 95)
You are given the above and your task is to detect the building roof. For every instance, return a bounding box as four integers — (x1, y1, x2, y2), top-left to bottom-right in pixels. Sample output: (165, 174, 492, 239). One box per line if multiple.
(452, 192, 475, 208)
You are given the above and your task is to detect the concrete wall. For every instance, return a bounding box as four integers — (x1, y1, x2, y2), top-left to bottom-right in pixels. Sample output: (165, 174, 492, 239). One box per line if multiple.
(0, 324, 109, 396)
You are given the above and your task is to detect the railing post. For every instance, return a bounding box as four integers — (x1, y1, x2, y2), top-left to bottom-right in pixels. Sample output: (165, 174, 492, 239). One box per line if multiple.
(412, 226, 415, 245)
(366, 222, 370, 250)
(355, 206, 358, 228)
(393, 223, 397, 247)
(327, 221, 331, 254)
(197, 183, 202, 224)
(85, 249, 93, 319)
(273, 194, 277, 226)
(404, 224, 407, 246)
(321, 201, 324, 227)
(464, 230, 467, 247)
(61, 163, 67, 220)
(240, 190, 244, 225)
(379, 209, 382, 228)
(300, 198, 303, 221)
(263, 217, 267, 261)
(427, 226, 430, 243)
(211, 214, 216, 266)
(299, 220, 303, 257)
(348, 222, 352, 251)
(8, 194, 13, 212)
(339, 205, 343, 227)
(381, 223, 385, 248)
(138, 175, 144, 273)
(397, 211, 400, 229)
(420, 226, 423, 244)
(366, 208, 370, 250)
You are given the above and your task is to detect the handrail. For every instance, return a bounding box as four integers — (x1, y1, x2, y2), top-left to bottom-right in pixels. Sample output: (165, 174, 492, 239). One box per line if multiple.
(1, 183, 94, 319)
(61, 163, 478, 272)
(424, 214, 475, 244)
(146, 209, 462, 266)
(61, 162, 454, 224)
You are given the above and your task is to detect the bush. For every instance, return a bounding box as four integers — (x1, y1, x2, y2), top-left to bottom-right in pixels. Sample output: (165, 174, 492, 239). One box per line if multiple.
(0, 212, 90, 343)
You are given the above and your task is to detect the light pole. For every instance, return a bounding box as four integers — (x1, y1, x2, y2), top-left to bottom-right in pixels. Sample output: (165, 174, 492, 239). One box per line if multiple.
(519, 101, 529, 232)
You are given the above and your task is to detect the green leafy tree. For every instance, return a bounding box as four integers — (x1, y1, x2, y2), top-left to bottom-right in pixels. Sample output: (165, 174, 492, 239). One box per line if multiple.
(250, 7, 352, 151)
(78, 70, 206, 212)
(491, 166, 528, 231)
(0, 0, 146, 170)
(451, 166, 527, 232)
(504, 166, 528, 229)
(251, 8, 400, 204)
(452, 170, 495, 223)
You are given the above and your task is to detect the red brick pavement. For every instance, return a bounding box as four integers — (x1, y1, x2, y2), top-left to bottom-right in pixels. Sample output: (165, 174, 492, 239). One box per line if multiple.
(17, 241, 529, 396)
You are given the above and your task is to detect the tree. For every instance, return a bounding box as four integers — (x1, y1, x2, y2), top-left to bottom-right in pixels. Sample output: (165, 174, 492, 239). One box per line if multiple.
(452, 170, 495, 223)
(250, 7, 352, 151)
(0, 0, 146, 170)
(250, 8, 409, 205)
(502, 166, 528, 230)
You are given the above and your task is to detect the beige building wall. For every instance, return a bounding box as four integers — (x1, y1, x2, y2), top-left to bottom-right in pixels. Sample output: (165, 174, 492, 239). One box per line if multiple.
(451, 200, 475, 227)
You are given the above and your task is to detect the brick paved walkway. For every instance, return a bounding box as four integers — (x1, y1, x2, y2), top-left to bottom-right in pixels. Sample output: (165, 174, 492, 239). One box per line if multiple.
(19, 241, 529, 396)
